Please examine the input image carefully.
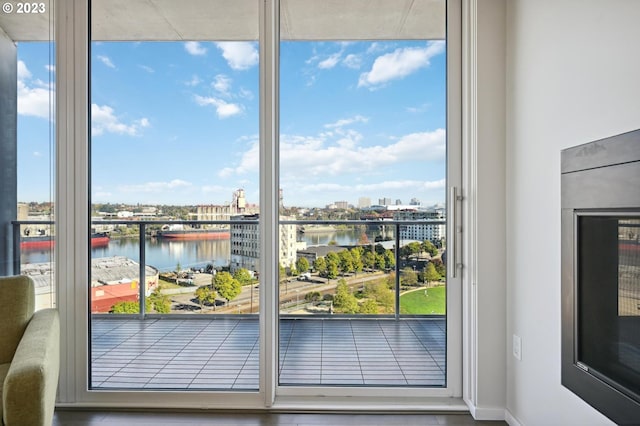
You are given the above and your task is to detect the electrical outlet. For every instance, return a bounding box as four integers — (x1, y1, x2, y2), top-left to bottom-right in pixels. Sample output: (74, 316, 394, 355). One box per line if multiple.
(513, 334, 522, 361)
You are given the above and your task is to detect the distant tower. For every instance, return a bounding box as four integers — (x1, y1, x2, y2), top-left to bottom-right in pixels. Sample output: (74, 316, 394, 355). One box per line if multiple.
(279, 188, 284, 210)
(233, 189, 246, 214)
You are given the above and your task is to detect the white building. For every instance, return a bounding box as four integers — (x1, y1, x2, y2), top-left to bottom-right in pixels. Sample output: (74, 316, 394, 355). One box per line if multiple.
(358, 197, 371, 208)
(230, 214, 302, 273)
(394, 210, 446, 243)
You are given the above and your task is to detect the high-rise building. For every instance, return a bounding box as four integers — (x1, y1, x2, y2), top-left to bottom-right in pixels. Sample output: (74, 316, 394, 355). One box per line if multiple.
(378, 197, 393, 206)
(334, 201, 349, 209)
(230, 214, 260, 274)
(230, 214, 300, 274)
(395, 209, 446, 243)
(195, 188, 258, 222)
(358, 197, 371, 208)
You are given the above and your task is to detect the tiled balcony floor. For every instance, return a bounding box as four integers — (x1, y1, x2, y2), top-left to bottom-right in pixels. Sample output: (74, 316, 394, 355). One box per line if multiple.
(91, 317, 445, 390)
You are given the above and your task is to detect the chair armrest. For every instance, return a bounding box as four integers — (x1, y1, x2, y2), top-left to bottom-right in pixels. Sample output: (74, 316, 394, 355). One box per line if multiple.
(2, 309, 60, 426)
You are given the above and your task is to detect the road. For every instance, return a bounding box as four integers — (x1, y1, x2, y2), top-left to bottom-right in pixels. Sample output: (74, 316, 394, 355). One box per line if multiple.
(166, 271, 386, 314)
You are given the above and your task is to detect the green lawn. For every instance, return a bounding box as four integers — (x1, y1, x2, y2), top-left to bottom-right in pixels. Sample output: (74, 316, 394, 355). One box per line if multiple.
(400, 285, 446, 315)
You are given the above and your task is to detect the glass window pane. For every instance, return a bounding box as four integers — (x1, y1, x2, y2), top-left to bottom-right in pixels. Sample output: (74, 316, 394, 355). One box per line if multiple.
(3, 2, 56, 310)
(278, 0, 447, 388)
(89, 0, 260, 391)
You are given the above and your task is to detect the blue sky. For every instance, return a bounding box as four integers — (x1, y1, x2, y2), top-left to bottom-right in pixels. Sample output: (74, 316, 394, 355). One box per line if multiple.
(18, 39, 446, 208)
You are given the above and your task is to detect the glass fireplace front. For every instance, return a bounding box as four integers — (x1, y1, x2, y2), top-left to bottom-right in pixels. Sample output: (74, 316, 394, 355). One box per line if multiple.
(577, 214, 640, 402)
(561, 129, 640, 425)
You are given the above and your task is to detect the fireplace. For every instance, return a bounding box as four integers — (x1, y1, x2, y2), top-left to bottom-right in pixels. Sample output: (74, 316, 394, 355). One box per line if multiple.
(561, 129, 640, 424)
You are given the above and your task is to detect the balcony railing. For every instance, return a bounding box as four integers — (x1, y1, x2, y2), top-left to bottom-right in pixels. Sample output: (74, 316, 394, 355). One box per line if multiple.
(13, 218, 447, 319)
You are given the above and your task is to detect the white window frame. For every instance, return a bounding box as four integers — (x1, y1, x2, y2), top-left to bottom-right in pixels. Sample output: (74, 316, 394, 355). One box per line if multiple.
(55, 0, 466, 411)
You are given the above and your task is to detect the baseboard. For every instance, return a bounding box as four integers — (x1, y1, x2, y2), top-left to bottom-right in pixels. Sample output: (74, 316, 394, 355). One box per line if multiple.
(505, 409, 523, 426)
(464, 398, 506, 421)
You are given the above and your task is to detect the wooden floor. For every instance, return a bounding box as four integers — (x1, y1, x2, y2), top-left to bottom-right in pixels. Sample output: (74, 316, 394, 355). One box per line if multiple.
(53, 409, 508, 425)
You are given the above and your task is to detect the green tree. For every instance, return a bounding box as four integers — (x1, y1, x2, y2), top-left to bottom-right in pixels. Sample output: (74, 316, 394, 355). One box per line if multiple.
(350, 248, 363, 274)
(296, 257, 310, 274)
(326, 259, 339, 280)
(359, 298, 378, 314)
(400, 242, 421, 260)
(305, 291, 321, 302)
(386, 272, 396, 290)
(325, 252, 340, 280)
(214, 271, 242, 306)
(111, 301, 140, 314)
(149, 289, 171, 313)
(423, 262, 441, 283)
(233, 268, 253, 286)
(279, 263, 286, 282)
(431, 258, 446, 277)
(401, 267, 418, 287)
(375, 253, 386, 270)
(313, 257, 327, 277)
(333, 279, 359, 314)
(368, 282, 394, 311)
(363, 251, 376, 270)
(339, 250, 354, 275)
(195, 285, 217, 310)
(384, 250, 396, 269)
(288, 263, 298, 277)
(422, 240, 439, 257)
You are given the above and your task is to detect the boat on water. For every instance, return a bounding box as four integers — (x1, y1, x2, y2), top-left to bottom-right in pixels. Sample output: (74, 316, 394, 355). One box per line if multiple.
(20, 232, 110, 250)
(156, 224, 230, 240)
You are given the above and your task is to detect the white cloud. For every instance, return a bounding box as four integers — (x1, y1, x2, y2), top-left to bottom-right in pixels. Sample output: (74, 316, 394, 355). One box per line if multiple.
(342, 54, 362, 69)
(18, 60, 32, 79)
(358, 41, 445, 88)
(324, 115, 369, 129)
(406, 103, 430, 113)
(239, 88, 254, 100)
(281, 128, 445, 177)
(194, 95, 242, 119)
(185, 41, 207, 56)
(318, 52, 341, 69)
(298, 178, 446, 194)
(218, 136, 260, 178)
(97, 55, 116, 69)
(139, 65, 154, 73)
(91, 104, 151, 136)
(215, 42, 259, 70)
(212, 74, 232, 95)
(93, 191, 113, 199)
(17, 60, 54, 119)
(45, 64, 56, 73)
(185, 75, 202, 87)
(119, 179, 192, 193)
(222, 128, 445, 181)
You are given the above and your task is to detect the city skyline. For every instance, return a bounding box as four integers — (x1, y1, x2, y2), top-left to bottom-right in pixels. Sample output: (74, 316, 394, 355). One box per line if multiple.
(17, 39, 446, 208)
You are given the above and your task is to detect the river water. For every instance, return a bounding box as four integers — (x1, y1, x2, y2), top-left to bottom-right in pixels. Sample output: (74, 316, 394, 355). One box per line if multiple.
(21, 227, 390, 272)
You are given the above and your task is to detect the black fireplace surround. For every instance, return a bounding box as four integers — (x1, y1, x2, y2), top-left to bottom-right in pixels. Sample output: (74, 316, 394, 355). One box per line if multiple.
(561, 129, 640, 424)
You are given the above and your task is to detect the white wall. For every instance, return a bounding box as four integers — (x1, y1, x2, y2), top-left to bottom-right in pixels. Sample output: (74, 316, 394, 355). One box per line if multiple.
(505, 0, 640, 424)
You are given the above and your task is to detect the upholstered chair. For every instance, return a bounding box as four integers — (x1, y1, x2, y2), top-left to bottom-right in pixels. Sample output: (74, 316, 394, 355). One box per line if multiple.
(0, 275, 59, 426)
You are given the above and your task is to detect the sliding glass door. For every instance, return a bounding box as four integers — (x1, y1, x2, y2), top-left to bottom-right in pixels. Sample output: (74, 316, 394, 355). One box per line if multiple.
(65, 0, 459, 405)
(277, 0, 460, 395)
(88, 0, 261, 391)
